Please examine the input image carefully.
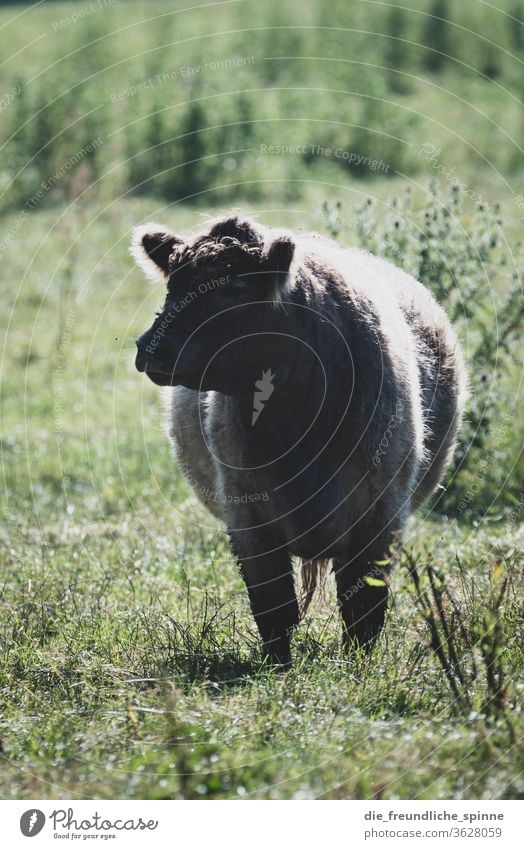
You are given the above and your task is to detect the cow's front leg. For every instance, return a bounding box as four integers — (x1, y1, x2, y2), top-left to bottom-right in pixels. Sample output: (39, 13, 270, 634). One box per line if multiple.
(333, 522, 396, 650)
(228, 524, 298, 667)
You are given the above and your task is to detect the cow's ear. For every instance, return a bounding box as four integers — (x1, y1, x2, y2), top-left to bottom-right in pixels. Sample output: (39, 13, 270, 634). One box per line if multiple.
(262, 234, 296, 300)
(130, 223, 184, 281)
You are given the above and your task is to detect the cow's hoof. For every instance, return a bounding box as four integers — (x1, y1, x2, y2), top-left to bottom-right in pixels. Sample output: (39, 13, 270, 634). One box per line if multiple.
(262, 637, 292, 670)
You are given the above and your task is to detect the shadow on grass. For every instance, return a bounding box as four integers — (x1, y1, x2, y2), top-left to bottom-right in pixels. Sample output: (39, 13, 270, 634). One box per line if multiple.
(154, 651, 261, 690)
(138, 628, 346, 694)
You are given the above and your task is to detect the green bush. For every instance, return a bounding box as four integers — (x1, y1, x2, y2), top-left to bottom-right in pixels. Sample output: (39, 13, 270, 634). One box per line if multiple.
(423, 0, 451, 72)
(3, 71, 107, 209)
(320, 185, 523, 517)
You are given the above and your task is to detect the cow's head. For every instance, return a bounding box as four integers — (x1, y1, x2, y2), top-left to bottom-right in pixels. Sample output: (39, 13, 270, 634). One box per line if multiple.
(131, 215, 297, 394)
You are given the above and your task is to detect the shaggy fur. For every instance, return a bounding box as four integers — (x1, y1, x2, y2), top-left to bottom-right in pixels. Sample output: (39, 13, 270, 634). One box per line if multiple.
(131, 213, 467, 666)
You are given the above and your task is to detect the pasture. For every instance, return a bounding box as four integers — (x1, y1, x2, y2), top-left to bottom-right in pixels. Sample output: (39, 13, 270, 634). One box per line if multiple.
(0, 0, 522, 799)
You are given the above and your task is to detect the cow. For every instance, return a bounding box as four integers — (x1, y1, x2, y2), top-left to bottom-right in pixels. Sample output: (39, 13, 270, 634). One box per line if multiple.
(131, 213, 467, 667)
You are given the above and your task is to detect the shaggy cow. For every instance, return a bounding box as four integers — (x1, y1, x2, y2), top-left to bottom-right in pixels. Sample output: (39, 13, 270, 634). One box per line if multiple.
(132, 214, 467, 666)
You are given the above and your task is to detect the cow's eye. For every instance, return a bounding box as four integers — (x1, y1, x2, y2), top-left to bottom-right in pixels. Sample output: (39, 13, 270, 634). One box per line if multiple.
(226, 277, 249, 294)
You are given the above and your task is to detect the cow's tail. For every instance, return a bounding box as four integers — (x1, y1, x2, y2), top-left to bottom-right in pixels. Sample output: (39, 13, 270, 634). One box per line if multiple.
(298, 558, 331, 620)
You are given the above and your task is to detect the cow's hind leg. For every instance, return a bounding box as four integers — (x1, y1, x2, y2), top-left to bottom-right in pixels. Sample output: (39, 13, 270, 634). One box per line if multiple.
(229, 525, 298, 667)
(333, 521, 397, 649)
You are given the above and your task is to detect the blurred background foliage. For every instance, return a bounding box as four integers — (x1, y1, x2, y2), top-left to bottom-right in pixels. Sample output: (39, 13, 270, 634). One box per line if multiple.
(1, 0, 523, 208)
(0, 2, 522, 803)
(0, 0, 522, 521)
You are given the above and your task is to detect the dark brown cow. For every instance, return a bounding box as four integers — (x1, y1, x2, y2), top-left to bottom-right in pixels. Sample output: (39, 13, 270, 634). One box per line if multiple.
(132, 214, 467, 666)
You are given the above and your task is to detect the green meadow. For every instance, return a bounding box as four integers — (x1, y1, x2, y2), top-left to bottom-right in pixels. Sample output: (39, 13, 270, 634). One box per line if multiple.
(0, 0, 522, 798)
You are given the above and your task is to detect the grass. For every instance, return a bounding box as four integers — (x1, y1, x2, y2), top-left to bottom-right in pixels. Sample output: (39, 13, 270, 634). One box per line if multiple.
(0, 193, 522, 799)
(0, 0, 522, 801)
(0, 509, 522, 799)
